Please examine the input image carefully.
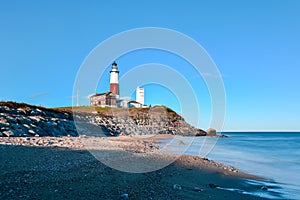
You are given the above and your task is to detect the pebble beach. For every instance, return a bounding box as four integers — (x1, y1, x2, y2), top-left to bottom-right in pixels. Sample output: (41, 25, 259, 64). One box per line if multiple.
(0, 136, 268, 200)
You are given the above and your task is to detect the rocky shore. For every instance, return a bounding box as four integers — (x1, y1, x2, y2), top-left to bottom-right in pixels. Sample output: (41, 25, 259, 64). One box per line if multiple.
(0, 102, 208, 137)
(0, 136, 268, 200)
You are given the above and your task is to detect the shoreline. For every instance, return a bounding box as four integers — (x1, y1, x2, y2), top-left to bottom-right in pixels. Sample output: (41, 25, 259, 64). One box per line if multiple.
(0, 136, 271, 199)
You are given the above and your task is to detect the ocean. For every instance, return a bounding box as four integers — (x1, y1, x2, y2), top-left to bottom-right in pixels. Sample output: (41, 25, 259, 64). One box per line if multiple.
(158, 132, 300, 200)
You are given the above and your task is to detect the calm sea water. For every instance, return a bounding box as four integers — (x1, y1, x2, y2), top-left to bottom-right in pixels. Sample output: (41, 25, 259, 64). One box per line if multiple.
(158, 132, 300, 200)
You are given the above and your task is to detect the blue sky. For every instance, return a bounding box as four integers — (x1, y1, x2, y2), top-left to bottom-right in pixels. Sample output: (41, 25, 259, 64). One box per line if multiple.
(0, 0, 300, 131)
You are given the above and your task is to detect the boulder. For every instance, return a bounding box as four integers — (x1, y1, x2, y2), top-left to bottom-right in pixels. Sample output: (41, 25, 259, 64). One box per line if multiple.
(2, 130, 14, 137)
(28, 129, 36, 135)
(173, 184, 182, 190)
(17, 108, 27, 115)
(0, 118, 9, 127)
(195, 129, 206, 136)
(206, 128, 217, 136)
(28, 116, 44, 122)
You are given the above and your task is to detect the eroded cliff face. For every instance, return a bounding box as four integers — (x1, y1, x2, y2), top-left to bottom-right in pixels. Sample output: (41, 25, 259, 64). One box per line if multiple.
(0, 102, 207, 137)
(0, 102, 77, 137)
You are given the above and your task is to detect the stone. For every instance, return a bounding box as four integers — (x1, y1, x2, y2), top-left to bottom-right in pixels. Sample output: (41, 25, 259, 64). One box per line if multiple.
(206, 128, 217, 136)
(192, 187, 204, 192)
(195, 129, 206, 136)
(261, 186, 268, 191)
(173, 184, 182, 190)
(23, 124, 30, 129)
(177, 140, 185, 145)
(0, 118, 9, 126)
(120, 194, 128, 199)
(28, 130, 35, 135)
(17, 108, 26, 115)
(208, 183, 218, 189)
(29, 116, 44, 122)
(3, 130, 14, 137)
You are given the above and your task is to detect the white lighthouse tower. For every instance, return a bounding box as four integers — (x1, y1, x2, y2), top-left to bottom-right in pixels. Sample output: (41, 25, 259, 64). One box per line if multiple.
(110, 61, 119, 98)
(136, 86, 144, 105)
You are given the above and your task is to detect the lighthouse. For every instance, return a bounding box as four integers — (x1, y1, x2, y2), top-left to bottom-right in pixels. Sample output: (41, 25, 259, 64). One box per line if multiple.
(136, 87, 144, 105)
(109, 61, 119, 97)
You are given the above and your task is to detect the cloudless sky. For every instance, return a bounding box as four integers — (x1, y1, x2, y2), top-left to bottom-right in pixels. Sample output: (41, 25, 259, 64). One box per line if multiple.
(0, 0, 299, 131)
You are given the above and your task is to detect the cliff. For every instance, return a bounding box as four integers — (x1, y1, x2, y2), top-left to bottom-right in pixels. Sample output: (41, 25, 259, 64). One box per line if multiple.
(0, 101, 207, 137)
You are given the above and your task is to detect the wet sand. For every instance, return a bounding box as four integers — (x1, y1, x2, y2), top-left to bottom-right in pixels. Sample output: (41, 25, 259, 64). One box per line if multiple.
(0, 136, 268, 199)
